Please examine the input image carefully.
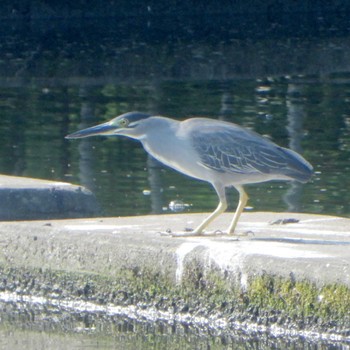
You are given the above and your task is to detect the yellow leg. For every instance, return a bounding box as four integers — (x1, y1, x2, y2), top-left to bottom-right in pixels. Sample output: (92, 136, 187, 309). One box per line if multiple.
(192, 198, 227, 235)
(227, 186, 248, 235)
(169, 185, 247, 237)
(171, 184, 227, 236)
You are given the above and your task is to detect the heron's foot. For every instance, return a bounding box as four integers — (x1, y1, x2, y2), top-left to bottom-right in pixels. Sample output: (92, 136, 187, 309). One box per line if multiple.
(227, 230, 255, 237)
(160, 228, 239, 237)
(169, 231, 203, 237)
(161, 227, 205, 237)
(159, 228, 202, 237)
(159, 227, 198, 237)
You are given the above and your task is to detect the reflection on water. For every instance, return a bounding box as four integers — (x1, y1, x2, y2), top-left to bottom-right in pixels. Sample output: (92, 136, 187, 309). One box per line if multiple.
(0, 301, 346, 350)
(0, 77, 349, 218)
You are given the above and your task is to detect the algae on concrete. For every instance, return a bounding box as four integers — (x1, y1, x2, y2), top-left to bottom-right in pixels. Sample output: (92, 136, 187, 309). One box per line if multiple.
(1, 263, 349, 337)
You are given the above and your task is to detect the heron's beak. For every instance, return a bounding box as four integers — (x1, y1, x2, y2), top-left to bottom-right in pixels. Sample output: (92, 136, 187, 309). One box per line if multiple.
(65, 121, 118, 139)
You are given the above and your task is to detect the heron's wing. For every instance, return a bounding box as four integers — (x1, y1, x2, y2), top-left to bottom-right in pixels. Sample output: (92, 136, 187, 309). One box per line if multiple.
(192, 128, 291, 175)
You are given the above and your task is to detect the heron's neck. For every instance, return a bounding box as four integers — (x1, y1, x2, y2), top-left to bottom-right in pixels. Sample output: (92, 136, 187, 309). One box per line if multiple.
(140, 118, 182, 163)
(139, 118, 199, 178)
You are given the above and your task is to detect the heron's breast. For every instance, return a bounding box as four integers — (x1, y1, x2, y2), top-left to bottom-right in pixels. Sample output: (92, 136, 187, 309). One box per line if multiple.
(141, 136, 210, 180)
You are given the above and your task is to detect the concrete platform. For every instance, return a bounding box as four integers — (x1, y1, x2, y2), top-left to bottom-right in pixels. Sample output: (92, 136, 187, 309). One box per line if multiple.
(0, 175, 100, 220)
(0, 211, 349, 340)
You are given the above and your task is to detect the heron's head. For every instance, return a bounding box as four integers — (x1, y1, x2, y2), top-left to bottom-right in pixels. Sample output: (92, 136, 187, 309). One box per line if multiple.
(65, 112, 152, 140)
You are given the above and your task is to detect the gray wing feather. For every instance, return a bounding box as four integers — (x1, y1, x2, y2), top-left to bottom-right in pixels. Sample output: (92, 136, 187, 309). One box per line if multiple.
(192, 130, 290, 175)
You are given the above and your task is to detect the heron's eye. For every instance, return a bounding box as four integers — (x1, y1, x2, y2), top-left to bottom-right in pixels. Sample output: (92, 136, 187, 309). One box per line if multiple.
(119, 118, 129, 127)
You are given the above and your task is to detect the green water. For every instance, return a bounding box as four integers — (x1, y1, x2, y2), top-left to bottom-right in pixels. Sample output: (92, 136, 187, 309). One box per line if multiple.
(0, 18, 349, 219)
(0, 78, 349, 218)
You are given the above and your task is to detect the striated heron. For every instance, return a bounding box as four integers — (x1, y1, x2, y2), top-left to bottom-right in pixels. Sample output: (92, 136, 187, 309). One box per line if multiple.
(66, 112, 313, 236)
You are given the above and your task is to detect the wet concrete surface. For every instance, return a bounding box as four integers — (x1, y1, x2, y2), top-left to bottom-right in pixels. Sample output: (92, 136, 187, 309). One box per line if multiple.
(0, 212, 348, 285)
(0, 211, 349, 341)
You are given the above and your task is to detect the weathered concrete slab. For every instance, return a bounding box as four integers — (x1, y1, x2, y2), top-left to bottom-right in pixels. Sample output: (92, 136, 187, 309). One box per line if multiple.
(0, 212, 349, 339)
(0, 175, 100, 220)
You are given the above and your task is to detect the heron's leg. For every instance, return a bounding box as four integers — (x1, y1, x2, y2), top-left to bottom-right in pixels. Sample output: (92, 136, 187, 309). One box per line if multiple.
(191, 185, 227, 235)
(227, 186, 248, 235)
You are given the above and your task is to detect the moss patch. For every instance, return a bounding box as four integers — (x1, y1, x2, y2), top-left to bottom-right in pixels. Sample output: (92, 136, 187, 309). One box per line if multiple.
(247, 274, 350, 329)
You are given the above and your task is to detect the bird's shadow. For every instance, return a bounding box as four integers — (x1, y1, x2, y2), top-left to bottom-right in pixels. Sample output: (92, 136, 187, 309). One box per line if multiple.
(250, 237, 350, 246)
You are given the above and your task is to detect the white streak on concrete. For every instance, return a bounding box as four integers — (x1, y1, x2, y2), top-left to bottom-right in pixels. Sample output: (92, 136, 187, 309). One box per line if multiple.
(174, 238, 330, 286)
(240, 273, 248, 291)
(64, 224, 139, 231)
(175, 242, 201, 283)
(201, 240, 329, 269)
(277, 228, 350, 236)
(201, 240, 244, 271)
(242, 242, 330, 259)
(301, 217, 343, 223)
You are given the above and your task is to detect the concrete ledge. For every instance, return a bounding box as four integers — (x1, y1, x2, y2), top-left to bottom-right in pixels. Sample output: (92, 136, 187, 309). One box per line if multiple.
(0, 212, 349, 340)
(0, 175, 100, 220)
